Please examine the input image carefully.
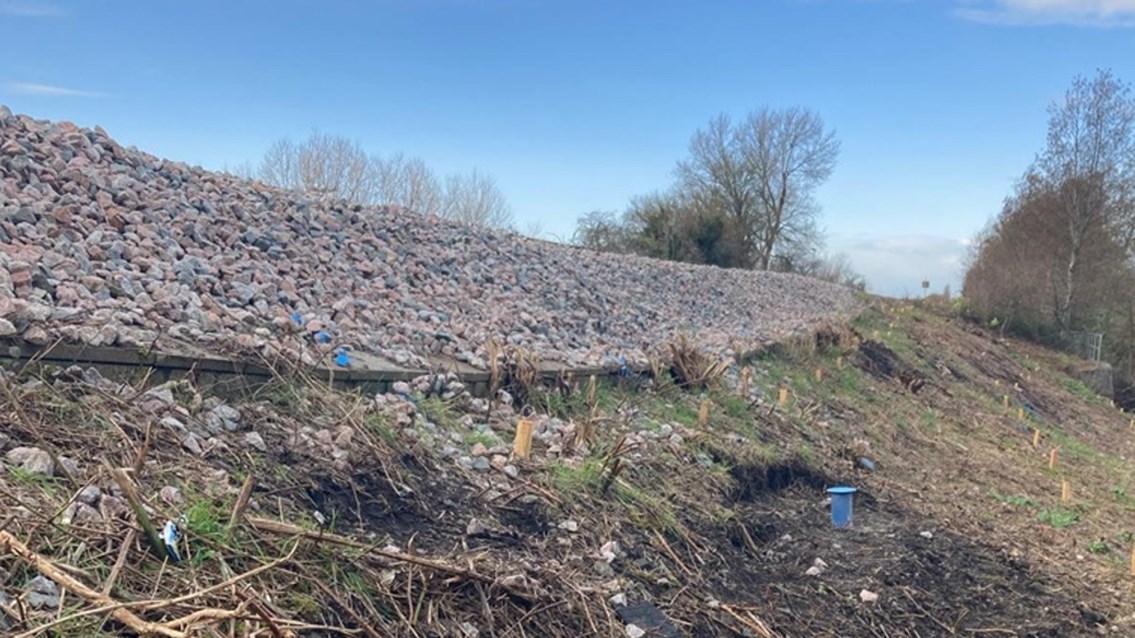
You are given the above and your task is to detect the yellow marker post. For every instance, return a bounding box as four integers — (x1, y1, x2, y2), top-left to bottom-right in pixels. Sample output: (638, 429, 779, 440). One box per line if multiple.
(778, 387, 789, 406)
(698, 400, 710, 428)
(1032, 429, 1041, 448)
(513, 419, 534, 458)
(1017, 407, 1025, 420)
(1049, 448, 1058, 470)
(1061, 480, 1071, 504)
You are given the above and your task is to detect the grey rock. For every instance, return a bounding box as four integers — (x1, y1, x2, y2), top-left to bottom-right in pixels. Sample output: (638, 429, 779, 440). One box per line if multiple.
(244, 431, 268, 452)
(181, 432, 204, 455)
(6, 446, 54, 476)
(77, 485, 101, 505)
(25, 575, 60, 609)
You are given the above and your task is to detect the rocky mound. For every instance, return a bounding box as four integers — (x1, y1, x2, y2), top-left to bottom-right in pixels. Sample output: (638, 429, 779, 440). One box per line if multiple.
(0, 106, 857, 369)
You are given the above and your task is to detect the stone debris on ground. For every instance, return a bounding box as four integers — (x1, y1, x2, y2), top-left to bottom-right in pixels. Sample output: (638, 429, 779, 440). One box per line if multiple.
(0, 108, 856, 373)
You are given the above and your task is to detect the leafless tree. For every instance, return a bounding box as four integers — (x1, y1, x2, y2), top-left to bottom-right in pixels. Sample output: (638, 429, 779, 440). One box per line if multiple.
(258, 131, 371, 203)
(369, 153, 443, 214)
(677, 107, 839, 270)
(439, 169, 514, 229)
(255, 133, 515, 230)
(1035, 69, 1135, 328)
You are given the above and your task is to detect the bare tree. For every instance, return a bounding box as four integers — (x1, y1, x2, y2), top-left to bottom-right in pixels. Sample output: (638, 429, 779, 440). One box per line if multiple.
(1035, 69, 1135, 328)
(743, 107, 839, 270)
(439, 169, 514, 229)
(369, 153, 442, 214)
(676, 107, 839, 270)
(257, 131, 371, 203)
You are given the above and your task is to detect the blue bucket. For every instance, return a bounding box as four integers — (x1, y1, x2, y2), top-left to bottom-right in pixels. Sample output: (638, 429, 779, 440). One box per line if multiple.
(827, 486, 858, 529)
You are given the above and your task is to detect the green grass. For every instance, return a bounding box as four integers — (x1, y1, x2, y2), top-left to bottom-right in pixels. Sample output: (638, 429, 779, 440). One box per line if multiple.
(1061, 377, 1097, 400)
(993, 493, 1039, 508)
(417, 396, 461, 430)
(364, 410, 398, 444)
(1037, 507, 1080, 529)
(464, 430, 498, 448)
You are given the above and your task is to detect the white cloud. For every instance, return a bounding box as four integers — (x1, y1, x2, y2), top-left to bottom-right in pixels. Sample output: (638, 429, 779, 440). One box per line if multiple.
(4, 82, 107, 98)
(955, 0, 1135, 26)
(0, 2, 65, 17)
(829, 233, 969, 298)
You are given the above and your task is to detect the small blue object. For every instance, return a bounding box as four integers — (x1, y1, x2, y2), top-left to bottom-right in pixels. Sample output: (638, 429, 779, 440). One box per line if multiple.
(162, 517, 185, 561)
(314, 330, 331, 344)
(291, 312, 304, 326)
(827, 486, 858, 529)
(335, 348, 351, 367)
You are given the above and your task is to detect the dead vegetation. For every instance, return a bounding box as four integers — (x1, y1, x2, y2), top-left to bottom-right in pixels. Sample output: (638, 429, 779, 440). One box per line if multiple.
(0, 301, 1133, 636)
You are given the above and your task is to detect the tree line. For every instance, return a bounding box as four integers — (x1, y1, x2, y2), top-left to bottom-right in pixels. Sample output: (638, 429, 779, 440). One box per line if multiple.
(573, 107, 864, 288)
(247, 131, 514, 229)
(963, 70, 1135, 378)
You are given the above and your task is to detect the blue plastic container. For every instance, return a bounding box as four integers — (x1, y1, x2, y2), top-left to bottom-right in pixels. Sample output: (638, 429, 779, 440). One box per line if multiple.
(827, 486, 858, 529)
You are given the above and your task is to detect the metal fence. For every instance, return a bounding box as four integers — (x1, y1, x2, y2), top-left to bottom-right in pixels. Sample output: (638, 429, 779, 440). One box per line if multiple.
(1062, 331, 1103, 362)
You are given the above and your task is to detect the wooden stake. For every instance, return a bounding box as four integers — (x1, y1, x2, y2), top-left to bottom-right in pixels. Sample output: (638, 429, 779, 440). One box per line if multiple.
(586, 375, 597, 411)
(1061, 480, 1071, 504)
(778, 387, 789, 406)
(1032, 429, 1041, 448)
(698, 400, 710, 428)
(740, 367, 751, 398)
(513, 418, 534, 458)
(1130, 545, 1135, 577)
(1003, 395, 1009, 408)
(995, 379, 1001, 387)
(814, 368, 823, 382)
(1017, 407, 1024, 420)
(836, 356, 844, 369)
(1049, 448, 1058, 470)
(1130, 418, 1134, 432)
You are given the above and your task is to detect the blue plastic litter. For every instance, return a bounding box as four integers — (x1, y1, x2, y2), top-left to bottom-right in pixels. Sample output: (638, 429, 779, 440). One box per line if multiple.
(314, 330, 331, 344)
(290, 312, 304, 326)
(617, 356, 631, 378)
(162, 516, 187, 561)
(827, 486, 858, 529)
(335, 348, 351, 367)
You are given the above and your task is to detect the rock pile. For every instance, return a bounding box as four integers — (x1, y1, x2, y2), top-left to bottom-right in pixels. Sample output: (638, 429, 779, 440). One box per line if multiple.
(0, 107, 857, 369)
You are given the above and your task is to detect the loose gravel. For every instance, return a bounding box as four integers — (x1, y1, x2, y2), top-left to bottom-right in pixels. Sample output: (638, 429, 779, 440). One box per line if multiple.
(0, 107, 857, 369)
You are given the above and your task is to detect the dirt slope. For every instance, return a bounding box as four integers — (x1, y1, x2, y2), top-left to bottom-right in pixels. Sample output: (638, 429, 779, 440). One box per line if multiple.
(2, 299, 1133, 636)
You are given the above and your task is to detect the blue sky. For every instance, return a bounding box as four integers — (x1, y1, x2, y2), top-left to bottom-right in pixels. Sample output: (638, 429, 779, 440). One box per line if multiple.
(3, 0, 1135, 296)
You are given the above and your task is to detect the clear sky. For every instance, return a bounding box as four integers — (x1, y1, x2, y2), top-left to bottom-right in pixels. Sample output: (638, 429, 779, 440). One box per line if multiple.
(3, 0, 1135, 296)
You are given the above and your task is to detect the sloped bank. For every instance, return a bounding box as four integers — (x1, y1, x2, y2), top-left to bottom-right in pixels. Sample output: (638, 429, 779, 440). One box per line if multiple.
(0, 105, 856, 376)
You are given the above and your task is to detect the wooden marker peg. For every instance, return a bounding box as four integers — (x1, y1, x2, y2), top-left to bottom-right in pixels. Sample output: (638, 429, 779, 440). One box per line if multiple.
(1130, 545, 1135, 576)
(1017, 407, 1025, 420)
(1049, 448, 1058, 470)
(698, 400, 709, 428)
(740, 367, 751, 398)
(1061, 480, 1071, 504)
(1032, 429, 1041, 448)
(778, 387, 789, 406)
(1003, 395, 1009, 408)
(513, 419, 534, 458)
(814, 368, 823, 382)
(836, 356, 844, 369)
